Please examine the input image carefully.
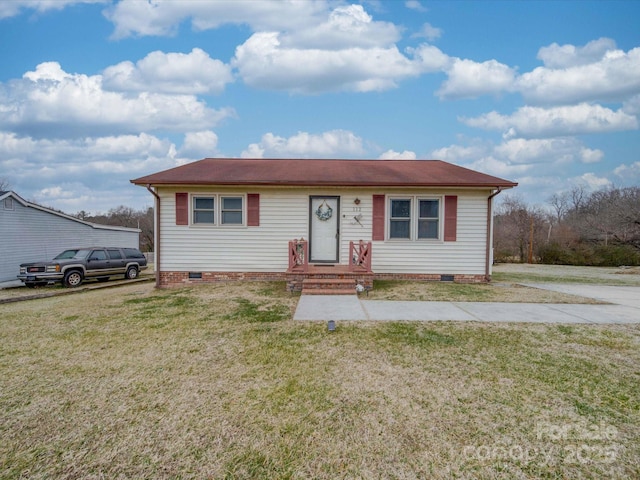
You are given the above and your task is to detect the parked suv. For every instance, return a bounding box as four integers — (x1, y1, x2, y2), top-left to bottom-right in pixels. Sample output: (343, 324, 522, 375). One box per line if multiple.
(18, 247, 148, 288)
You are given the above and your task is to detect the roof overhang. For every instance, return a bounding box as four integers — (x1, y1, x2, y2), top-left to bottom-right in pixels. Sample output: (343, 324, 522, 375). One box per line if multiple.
(131, 158, 518, 190)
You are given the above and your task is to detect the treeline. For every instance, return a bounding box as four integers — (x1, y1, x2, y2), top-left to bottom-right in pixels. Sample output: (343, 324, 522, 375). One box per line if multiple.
(494, 186, 640, 266)
(76, 206, 154, 253)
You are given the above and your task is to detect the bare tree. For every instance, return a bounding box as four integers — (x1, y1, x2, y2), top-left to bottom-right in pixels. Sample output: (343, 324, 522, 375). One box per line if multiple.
(494, 197, 548, 262)
(579, 187, 640, 249)
(75, 205, 154, 252)
(0, 177, 10, 191)
(549, 192, 570, 223)
(569, 185, 586, 211)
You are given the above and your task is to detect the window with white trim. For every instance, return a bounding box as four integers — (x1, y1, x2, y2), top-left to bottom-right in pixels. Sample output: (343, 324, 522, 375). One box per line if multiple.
(221, 196, 243, 225)
(190, 194, 245, 226)
(193, 196, 215, 224)
(418, 199, 439, 239)
(4, 197, 14, 210)
(388, 196, 441, 240)
(389, 198, 411, 239)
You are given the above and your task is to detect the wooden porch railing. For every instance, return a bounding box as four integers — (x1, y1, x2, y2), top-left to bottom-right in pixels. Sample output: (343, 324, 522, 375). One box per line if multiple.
(349, 240, 372, 272)
(288, 238, 308, 272)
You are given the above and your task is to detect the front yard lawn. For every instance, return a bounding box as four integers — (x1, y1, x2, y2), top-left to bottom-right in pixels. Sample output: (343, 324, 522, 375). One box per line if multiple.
(1, 282, 638, 479)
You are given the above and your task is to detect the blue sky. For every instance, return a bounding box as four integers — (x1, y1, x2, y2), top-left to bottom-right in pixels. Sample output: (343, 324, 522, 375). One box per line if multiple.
(1, 0, 639, 214)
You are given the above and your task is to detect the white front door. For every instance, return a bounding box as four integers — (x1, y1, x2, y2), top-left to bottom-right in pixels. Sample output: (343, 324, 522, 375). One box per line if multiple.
(310, 196, 340, 263)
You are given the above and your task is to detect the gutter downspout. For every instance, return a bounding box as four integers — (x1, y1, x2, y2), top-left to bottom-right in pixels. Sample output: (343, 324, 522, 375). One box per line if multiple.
(145, 184, 161, 288)
(485, 187, 503, 282)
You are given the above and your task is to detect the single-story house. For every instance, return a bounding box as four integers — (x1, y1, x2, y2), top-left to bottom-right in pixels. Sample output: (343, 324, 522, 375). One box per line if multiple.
(0, 191, 142, 283)
(131, 158, 517, 290)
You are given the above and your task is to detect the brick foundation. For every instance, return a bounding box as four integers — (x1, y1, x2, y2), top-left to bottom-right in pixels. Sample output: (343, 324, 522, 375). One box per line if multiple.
(373, 273, 487, 284)
(158, 271, 286, 287)
(158, 271, 487, 288)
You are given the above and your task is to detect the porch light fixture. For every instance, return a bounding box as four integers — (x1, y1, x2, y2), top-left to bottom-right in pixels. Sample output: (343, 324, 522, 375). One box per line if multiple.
(327, 320, 336, 332)
(354, 198, 361, 205)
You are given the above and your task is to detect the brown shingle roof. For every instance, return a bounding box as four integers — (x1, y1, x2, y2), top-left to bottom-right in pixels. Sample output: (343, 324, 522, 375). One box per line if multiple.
(131, 158, 517, 188)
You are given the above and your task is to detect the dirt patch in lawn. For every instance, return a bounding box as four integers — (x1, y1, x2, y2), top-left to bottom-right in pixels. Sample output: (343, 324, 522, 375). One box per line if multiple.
(366, 280, 604, 303)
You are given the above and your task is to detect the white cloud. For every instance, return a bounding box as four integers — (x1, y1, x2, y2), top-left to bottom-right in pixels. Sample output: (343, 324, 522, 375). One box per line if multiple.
(0, 62, 234, 137)
(103, 0, 327, 39)
(178, 131, 219, 158)
(405, 1, 427, 12)
(614, 161, 640, 183)
(407, 44, 451, 71)
(580, 147, 604, 164)
(494, 138, 603, 165)
(285, 4, 401, 49)
(103, 48, 233, 95)
(430, 140, 531, 178)
(537, 37, 617, 68)
(518, 45, 640, 104)
(462, 103, 638, 138)
(437, 58, 516, 99)
(572, 172, 612, 191)
(430, 135, 607, 188)
(233, 32, 444, 94)
(465, 156, 532, 178)
(378, 150, 416, 160)
(428, 38, 640, 105)
(0, 131, 183, 213)
(104, 2, 445, 95)
(412, 22, 443, 41)
(430, 142, 488, 163)
(622, 94, 640, 115)
(241, 130, 365, 158)
(102, 4, 640, 104)
(0, 0, 105, 19)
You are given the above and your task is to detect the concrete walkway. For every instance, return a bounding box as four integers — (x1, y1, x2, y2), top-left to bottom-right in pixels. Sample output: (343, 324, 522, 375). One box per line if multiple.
(294, 284, 640, 324)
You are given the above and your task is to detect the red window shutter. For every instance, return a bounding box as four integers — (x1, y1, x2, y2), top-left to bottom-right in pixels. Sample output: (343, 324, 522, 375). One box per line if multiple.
(372, 194, 385, 241)
(247, 194, 260, 226)
(444, 195, 458, 241)
(175, 193, 188, 225)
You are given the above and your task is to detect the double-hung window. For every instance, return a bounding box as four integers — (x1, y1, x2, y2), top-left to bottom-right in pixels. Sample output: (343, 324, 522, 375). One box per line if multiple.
(193, 197, 215, 225)
(221, 196, 243, 225)
(418, 199, 439, 239)
(389, 199, 412, 239)
(191, 195, 245, 226)
(388, 197, 441, 240)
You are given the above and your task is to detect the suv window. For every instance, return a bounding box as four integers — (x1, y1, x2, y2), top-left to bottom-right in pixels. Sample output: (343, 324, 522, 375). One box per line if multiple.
(108, 249, 123, 259)
(90, 250, 108, 260)
(54, 249, 91, 260)
(123, 248, 145, 258)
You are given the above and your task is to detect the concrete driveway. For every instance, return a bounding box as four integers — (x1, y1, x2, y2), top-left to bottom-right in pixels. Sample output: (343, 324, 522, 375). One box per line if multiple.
(524, 284, 640, 309)
(294, 284, 640, 324)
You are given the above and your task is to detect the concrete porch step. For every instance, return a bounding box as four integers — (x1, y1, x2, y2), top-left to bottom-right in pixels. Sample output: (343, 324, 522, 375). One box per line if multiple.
(301, 288, 356, 295)
(301, 278, 356, 295)
(302, 278, 355, 289)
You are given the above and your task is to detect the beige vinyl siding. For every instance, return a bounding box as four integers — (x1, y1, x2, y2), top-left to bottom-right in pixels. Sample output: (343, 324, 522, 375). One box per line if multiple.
(158, 187, 491, 275)
(160, 188, 309, 272)
(372, 191, 488, 275)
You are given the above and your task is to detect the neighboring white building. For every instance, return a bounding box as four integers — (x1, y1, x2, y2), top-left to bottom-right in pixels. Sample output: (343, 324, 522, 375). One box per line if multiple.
(131, 158, 517, 288)
(0, 191, 141, 283)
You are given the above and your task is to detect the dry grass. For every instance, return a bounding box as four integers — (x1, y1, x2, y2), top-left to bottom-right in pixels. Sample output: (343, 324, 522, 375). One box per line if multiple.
(365, 280, 604, 303)
(1, 281, 639, 479)
(493, 263, 640, 286)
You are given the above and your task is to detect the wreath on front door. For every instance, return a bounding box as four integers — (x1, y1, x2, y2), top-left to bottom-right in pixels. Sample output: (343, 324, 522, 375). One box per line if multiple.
(315, 200, 333, 221)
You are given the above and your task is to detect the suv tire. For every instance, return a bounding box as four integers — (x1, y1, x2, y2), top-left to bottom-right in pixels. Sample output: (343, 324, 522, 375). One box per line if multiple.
(64, 270, 83, 288)
(125, 266, 138, 280)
